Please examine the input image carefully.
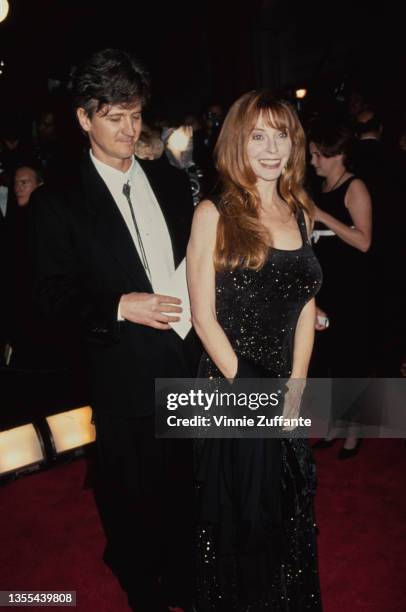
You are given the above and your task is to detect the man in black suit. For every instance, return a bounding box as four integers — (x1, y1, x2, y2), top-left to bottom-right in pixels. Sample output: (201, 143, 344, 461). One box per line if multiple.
(33, 49, 198, 612)
(353, 110, 406, 374)
(0, 168, 15, 363)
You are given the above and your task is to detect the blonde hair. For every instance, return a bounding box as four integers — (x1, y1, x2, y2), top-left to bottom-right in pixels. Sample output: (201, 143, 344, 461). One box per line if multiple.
(214, 90, 313, 271)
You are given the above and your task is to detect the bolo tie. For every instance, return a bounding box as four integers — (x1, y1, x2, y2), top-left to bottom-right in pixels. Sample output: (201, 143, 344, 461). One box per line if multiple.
(122, 180, 151, 278)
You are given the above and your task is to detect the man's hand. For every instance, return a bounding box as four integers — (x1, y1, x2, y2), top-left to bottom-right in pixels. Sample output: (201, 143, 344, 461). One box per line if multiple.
(119, 292, 182, 330)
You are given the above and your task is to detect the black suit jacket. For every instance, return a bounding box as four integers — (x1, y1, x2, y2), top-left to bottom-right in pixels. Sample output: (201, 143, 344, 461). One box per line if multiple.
(0, 189, 17, 346)
(33, 155, 200, 417)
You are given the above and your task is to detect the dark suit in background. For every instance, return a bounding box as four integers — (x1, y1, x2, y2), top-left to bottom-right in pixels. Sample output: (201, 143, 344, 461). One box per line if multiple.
(0, 187, 16, 359)
(352, 138, 406, 373)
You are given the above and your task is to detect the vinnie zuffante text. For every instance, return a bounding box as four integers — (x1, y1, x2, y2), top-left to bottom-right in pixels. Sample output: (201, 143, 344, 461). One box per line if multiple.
(165, 390, 312, 429)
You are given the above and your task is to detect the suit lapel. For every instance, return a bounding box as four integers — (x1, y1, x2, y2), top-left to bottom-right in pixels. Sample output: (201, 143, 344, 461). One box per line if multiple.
(81, 156, 153, 291)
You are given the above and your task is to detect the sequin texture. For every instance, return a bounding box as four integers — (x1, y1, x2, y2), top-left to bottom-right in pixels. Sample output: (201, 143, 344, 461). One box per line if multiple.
(195, 209, 323, 610)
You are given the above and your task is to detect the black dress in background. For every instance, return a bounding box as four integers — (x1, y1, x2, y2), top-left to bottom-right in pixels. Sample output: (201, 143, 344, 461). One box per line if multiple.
(195, 209, 323, 611)
(311, 176, 371, 377)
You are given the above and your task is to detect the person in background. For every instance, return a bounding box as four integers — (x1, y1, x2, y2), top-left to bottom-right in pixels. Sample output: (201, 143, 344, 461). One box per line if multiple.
(32, 108, 59, 169)
(0, 164, 15, 366)
(134, 124, 164, 160)
(31, 102, 78, 187)
(398, 125, 406, 155)
(353, 110, 406, 375)
(347, 90, 370, 119)
(202, 102, 224, 151)
(0, 113, 33, 182)
(14, 164, 44, 207)
(353, 109, 385, 183)
(7, 163, 62, 370)
(309, 119, 372, 459)
(163, 125, 205, 204)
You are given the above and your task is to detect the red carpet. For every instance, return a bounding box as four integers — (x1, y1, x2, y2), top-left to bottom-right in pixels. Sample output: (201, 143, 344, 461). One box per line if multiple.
(1, 439, 405, 611)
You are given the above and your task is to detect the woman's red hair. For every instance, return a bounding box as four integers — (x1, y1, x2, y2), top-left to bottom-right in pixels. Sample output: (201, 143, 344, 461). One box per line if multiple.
(214, 90, 313, 270)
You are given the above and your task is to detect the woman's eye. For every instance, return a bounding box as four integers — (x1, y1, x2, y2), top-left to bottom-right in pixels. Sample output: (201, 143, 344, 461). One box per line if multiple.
(278, 131, 288, 138)
(109, 117, 121, 123)
(252, 133, 264, 141)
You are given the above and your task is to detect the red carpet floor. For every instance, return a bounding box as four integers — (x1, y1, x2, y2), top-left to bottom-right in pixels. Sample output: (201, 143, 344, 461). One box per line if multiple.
(1, 439, 405, 611)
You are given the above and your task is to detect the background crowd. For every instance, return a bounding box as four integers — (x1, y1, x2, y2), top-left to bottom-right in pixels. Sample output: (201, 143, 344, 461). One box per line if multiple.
(1, 87, 405, 387)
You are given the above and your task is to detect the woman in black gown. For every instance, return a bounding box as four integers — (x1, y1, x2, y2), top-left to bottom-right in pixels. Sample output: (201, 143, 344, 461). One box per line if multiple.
(187, 91, 323, 611)
(308, 120, 372, 458)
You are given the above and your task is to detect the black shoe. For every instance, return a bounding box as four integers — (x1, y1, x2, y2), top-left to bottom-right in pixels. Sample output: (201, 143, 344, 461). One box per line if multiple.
(338, 439, 363, 460)
(312, 438, 337, 449)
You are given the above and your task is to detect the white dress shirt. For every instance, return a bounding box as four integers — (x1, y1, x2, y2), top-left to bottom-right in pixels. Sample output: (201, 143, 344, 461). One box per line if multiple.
(90, 151, 175, 294)
(0, 185, 8, 218)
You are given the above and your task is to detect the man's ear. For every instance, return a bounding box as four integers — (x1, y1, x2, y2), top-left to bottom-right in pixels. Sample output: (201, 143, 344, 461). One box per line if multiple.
(77, 108, 92, 133)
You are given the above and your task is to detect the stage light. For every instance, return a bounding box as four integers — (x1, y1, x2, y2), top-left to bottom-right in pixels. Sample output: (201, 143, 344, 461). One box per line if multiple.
(167, 126, 192, 154)
(46, 406, 95, 455)
(165, 126, 194, 170)
(0, 424, 46, 476)
(0, 1, 10, 23)
(295, 88, 307, 100)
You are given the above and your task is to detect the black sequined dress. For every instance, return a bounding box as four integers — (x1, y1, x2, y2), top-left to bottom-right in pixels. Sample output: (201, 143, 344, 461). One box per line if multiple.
(195, 208, 323, 611)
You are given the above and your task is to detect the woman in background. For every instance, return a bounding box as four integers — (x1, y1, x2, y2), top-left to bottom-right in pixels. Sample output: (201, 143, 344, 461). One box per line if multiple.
(309, 119, 372, 459)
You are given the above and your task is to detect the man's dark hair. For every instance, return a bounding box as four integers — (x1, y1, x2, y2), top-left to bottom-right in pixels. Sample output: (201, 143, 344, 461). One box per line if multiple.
(72, 48, 151, 117)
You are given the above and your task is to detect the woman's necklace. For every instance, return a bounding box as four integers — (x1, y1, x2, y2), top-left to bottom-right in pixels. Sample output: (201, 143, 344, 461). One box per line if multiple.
(323, 170, 347, 193)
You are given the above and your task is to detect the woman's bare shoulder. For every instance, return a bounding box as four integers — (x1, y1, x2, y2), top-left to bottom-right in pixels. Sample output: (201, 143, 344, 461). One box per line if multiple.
(347, 177, 369, 194)
(194, 199, 220, 220)
(192, 199, 220, 233)
(345, 177, 371, 207)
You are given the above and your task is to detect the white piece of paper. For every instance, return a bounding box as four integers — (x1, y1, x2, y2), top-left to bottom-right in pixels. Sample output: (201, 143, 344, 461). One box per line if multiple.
(157, 258, 191, 339)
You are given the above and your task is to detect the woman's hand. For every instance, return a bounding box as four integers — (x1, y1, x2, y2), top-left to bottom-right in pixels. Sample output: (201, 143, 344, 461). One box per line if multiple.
(313, 180, 372, 252)
(315, 306, 329, 331)
(282, 378, 306, 431)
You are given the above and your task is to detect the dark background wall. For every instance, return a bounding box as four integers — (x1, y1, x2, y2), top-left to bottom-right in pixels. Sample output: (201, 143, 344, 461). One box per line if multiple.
(0, 0, 260, 113)
(1, 0, 404, 117)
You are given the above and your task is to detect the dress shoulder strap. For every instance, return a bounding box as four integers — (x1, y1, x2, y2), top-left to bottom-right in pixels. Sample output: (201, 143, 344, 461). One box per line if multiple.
(338, 175, 358, 192)
(296, 207, 310, 245)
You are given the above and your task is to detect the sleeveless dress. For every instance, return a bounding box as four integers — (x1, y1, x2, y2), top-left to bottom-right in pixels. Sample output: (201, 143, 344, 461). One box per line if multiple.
(195, 208, 323, 611)
(311, 176, 371, 377)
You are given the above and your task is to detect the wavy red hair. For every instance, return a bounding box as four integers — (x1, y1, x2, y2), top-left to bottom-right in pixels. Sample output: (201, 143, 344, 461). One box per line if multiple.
(214, 90, 313, 270)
